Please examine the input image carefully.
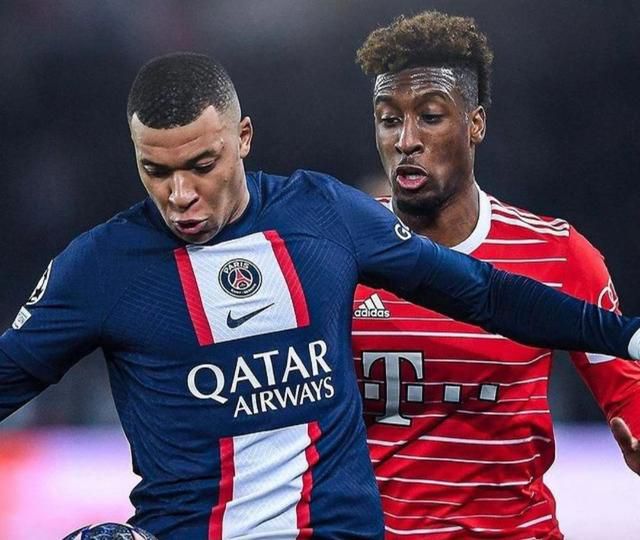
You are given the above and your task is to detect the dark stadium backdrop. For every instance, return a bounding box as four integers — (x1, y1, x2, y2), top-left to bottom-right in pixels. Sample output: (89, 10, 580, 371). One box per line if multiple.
(0, 0, 638, 537)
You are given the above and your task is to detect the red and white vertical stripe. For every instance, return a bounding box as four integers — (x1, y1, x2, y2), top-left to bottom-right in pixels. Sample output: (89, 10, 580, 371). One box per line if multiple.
(209, 422, 321, 540)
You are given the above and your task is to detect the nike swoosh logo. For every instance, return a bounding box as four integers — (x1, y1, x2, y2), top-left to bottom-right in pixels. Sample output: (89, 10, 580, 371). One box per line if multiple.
(227, 303, 275, 328)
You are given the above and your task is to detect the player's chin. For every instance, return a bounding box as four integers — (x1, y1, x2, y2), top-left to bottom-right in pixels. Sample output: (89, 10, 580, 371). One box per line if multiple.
(393, 189, 441, 215)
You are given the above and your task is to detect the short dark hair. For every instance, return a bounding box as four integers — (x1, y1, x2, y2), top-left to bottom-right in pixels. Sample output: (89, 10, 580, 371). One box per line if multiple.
(127, 52, 238, 128)
(356, 11, 493, 109)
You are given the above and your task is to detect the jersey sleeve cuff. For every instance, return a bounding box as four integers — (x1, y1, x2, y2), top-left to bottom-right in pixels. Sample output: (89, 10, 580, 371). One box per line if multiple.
(629, 326, 640, 360)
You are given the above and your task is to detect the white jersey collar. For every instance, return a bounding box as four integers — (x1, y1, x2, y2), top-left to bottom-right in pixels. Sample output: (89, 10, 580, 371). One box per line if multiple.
(450, 187, 491, 254)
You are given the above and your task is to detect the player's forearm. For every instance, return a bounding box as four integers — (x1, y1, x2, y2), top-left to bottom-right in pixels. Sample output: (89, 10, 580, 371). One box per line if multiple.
(482, 269, 640, 359)
(403, 242, 640, 360)
(0, 349, 47, 422)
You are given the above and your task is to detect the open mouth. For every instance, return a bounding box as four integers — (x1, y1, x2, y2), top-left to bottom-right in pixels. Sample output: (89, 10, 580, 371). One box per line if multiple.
(394, 164, 430, 191)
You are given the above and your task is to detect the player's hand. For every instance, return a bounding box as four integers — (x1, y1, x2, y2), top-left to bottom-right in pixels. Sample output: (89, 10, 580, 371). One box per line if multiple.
(610, 416, 640, 475)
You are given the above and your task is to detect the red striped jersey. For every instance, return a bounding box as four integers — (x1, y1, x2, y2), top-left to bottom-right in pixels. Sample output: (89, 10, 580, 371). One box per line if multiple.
(353, 190, 640, 539)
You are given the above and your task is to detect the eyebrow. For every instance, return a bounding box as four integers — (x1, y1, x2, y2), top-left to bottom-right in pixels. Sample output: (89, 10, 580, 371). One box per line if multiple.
(140, 149, 217, 170)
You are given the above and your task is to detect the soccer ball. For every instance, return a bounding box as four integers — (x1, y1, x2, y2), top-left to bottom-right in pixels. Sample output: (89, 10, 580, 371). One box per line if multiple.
(62, 522, 157, 540)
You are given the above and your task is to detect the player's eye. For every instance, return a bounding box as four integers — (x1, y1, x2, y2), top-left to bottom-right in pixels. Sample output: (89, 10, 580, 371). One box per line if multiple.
(193, 162, 215, 174)
(421, 113, 443, 124)
(379, 116, 401, 127)
(143, 166, 171, 178)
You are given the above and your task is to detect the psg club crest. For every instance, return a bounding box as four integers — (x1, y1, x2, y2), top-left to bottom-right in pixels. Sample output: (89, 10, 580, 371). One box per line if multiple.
(219, 258, 262, 298)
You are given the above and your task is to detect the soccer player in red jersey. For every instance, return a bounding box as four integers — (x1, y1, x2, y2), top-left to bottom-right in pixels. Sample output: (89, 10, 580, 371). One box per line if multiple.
(352, 11, 640, 539)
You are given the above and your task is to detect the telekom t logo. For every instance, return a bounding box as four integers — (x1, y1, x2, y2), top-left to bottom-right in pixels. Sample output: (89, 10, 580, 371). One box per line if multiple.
(362, 351, 424, 426)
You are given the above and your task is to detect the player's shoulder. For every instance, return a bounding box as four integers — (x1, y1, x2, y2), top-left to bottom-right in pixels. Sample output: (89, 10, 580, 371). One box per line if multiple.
(252, 169, 367, 212)
(56, 199, 176, 277)
(258, 168, 350, 193)
(97, 198, 156, 234)
(563, 225, 605, 260)
(488, 194, 570, 233)
(88, 199, 175, 250)
(51, 200, 143, 264)
(487, 193, 605, 264)
(486, 193, 572, 242)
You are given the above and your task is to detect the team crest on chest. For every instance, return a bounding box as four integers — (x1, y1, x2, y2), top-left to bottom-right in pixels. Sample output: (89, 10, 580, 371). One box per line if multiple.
(219, 259, 262, 298)
(175, 231, 310, 346)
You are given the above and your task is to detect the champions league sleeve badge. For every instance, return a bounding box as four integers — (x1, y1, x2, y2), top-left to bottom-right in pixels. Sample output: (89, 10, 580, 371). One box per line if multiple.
(12, 260, 53, 330)
(26, 260, 53, 306)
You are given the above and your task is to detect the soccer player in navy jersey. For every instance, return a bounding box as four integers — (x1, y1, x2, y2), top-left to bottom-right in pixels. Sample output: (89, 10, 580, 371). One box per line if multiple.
(352, 11, 640, 539)
(1, 52, 640, 539)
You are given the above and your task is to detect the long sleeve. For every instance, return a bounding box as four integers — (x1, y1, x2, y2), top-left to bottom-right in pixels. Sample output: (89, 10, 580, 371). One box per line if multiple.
(561, 227, 640, 434)
(324, 174, 640, 360)
(0, 349, 47, 421)
(0, 230, 104, 388)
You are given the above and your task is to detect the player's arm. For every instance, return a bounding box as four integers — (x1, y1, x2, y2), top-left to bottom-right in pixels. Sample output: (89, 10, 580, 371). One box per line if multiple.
(0, 232, 104, 421)
(328, 178, 640, 360)
(0, 350, 47, 421)
(562, 228, 640, 473)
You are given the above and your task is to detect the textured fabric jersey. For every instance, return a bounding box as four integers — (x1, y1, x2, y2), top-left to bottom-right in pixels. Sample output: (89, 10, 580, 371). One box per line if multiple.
(353, 190, 640, 539)
(2, 172, 639, 540)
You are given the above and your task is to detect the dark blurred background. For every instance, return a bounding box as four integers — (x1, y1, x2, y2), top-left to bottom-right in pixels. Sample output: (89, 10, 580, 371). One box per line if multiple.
(1, 0, 639, 427)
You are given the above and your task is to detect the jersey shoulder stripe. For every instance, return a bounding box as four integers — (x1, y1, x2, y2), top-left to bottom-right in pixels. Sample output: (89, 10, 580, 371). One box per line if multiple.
(488, 196, 570, 237)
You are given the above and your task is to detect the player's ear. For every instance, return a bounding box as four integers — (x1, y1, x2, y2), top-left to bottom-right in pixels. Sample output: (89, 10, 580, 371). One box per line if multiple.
(469, 106, 486, 145)
(239, 116, 253, 159)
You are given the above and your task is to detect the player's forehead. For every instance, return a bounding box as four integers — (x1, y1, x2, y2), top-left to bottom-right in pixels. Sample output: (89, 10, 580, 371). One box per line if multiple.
(130, 106, 228, 163)
(373, 66, 459, 106)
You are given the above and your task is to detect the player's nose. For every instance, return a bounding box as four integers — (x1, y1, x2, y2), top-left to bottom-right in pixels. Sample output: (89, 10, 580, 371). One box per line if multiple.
(168, 172, 199, 209)
(395, 118, 423, 156)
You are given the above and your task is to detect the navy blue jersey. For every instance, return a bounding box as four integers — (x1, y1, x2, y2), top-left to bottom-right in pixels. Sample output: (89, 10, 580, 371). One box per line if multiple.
(2, 170, 640, 539)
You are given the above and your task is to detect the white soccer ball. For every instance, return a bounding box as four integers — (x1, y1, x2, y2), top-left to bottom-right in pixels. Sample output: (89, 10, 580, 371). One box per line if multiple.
(62, 522, 157, 540)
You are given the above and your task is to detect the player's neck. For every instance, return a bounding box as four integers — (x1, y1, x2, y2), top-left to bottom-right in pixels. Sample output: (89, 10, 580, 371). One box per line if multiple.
(396, 181, 480, 248)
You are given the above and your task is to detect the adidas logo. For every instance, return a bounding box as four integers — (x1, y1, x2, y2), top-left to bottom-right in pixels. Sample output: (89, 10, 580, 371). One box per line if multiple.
(354, 293, 390, 318)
